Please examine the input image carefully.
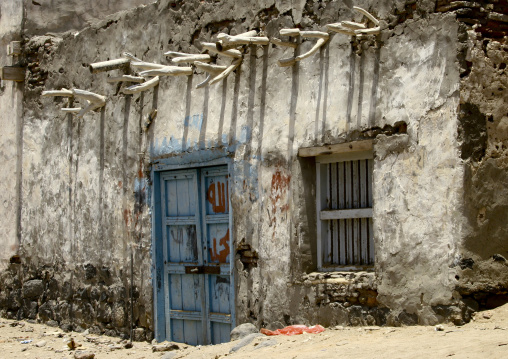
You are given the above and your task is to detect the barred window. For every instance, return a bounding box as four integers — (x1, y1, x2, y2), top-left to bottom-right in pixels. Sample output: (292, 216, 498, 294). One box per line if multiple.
(313, 143, 374, 270)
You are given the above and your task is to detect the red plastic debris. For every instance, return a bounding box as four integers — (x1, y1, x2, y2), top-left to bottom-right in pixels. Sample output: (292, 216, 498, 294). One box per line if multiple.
(260, 325, 325, 336)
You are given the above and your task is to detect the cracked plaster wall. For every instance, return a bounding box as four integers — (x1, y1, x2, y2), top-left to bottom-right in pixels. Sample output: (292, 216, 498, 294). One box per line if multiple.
(23, 0, 156, 36)
(1, 0, 506, 339)
(0, 0, 24, 270)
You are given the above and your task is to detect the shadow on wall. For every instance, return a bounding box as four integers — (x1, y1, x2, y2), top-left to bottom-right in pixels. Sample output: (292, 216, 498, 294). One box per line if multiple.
(151, 36, 382, 162)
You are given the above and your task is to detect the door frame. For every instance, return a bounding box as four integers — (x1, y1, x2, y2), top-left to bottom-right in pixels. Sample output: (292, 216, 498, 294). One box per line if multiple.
(151, 152, 235, 343)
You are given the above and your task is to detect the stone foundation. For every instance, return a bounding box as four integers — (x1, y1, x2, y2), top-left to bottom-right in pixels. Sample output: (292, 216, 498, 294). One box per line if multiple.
(0, 261, 153, 341)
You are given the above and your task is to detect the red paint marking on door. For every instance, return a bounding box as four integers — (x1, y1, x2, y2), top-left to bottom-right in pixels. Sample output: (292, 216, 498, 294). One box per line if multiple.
(207, 180, 229, 213)
(210, 228, 230, 263)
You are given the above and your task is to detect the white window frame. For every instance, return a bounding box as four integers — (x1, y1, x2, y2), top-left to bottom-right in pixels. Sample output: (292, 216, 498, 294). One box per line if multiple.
(299, 140, 375, 272)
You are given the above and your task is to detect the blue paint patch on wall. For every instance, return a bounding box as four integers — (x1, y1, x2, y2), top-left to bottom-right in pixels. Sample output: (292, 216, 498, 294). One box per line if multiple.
(150, 114, 266, 166)
(238, 125, 251, 144)
(187, 113, 203, 129)
(151, 136, 184, 157)
(232, 160, 260, 201)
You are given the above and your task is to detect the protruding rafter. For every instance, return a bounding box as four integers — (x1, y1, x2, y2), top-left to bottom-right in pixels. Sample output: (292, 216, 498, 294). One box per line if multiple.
(123, 76, 160, 95)
(201, 42, 243, 59)
(41, 88, 106, 118)
(89, 58, 130, 73)
(130, 61, 166, 71)
(41, 89, 74, 97)
(215, 31, 269, 51)
(277, 29, 329, 67)
(139, 66, 193, 77)
(194, 62, 228, 88)
(208, 58, 242, 86)
(215, 30, 259, 51)
(107, 75, 145, 83)
(270, 38, 298, 49)
(72, 89, 106, 118)
(164, 52, 212, 64)
(326, 6, 380, 37)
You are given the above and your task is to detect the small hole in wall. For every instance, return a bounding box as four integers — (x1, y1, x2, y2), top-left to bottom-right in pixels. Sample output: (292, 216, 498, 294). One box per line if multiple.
(488, 115, 494, 122)
(499, 63, 506, 70)
(482, 40, 489, 54)
(455, 275, 460, 280)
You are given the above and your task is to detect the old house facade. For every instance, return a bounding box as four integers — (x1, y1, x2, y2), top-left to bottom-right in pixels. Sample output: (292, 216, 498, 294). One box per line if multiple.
(1, 0, 507, 345)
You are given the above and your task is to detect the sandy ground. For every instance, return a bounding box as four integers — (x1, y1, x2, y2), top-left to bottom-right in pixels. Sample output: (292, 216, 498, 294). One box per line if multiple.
(1, 304, 507, 359)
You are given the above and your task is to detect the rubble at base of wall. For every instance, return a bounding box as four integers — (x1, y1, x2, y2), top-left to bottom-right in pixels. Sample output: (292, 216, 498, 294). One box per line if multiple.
(301, 271, 378, 308)
(0, 262, 153, 342)
(290, 271, 388, 327)
(295, 272, 478, 327)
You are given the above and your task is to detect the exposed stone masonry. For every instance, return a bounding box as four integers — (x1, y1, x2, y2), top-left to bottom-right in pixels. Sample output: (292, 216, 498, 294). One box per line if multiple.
(0, 261, 153, 341)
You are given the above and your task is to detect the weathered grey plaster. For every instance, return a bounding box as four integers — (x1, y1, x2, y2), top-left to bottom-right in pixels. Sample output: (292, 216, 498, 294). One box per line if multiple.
(23, 0, 156, 36)
(373, 13, 464, 325)
(1, 0, 507, 341)
(0, 0, 24, 270)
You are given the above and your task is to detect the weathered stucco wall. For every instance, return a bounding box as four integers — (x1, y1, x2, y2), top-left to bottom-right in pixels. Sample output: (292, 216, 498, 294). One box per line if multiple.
(23, 0, 156, 36)
(1, 0, 507, 341)
(0, 0, 24, 270)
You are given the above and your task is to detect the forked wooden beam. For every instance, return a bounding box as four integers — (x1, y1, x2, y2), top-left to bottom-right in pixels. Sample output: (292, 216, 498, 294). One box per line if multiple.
(208, 58, 242, 86)
(123, 76, 160, 95)
(41, 88, 106, 118)
(215, 31, 269, 51)
(107, 75, 145, 83)
(326, 6, 380, 37)
(201, 42, 243, 59)
(89, 58, 130, 73)
(277, 29, 329, 66)
(41, 88, 74, 97)
(139, 66, 193, 77)
(215, 30, 259, 51)
(194, 62, 228, 88)
(164, 52, 212, 64)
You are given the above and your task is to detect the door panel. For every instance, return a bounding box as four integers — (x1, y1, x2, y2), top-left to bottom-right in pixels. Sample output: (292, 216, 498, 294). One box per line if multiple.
(207, 223, 230, 263)
(160, 166, 233, 345)
(200, 167, 232, 344)
(166, 225, 198, 262)
(209, 275, 231, 314)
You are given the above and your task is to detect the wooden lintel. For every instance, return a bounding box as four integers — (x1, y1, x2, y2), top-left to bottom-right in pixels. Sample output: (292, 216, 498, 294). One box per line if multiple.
(1, 66, 25, 82)
(298, 139, 373, 157)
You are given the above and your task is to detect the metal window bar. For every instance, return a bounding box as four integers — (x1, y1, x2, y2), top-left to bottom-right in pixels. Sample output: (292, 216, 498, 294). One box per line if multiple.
(322, 159, 374, 266)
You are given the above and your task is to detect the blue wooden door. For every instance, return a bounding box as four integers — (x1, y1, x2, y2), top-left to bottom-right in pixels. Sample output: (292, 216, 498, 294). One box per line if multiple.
(200, 166, 233, 344)
(160, 166, 233, 345)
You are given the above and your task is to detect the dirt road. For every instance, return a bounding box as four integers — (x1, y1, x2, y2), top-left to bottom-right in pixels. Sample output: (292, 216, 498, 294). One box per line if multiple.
(1, 303, 507, 359)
